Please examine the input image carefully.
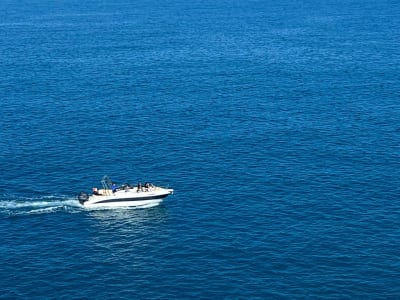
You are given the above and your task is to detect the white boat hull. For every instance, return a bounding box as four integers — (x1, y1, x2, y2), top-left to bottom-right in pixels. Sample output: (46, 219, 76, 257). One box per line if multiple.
(80, 188, 173, 208)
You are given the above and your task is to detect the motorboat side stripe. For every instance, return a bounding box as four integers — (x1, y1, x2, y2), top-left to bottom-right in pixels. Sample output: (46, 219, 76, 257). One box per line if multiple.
(93, 194, 169, 204)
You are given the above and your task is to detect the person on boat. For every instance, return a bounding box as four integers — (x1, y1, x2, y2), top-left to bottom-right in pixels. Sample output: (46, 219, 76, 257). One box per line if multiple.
(137, 182, 143, 192)
(112, 183, 118, 194)
(92, 187, 102, 196)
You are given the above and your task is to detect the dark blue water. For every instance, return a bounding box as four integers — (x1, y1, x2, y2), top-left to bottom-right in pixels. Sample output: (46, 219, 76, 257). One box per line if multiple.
(1, 0, 400, 298)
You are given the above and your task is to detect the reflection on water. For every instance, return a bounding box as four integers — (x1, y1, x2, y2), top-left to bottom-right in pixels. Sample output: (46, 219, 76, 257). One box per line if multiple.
(86, 205, 171, 261)
(87, 204, 169, 230)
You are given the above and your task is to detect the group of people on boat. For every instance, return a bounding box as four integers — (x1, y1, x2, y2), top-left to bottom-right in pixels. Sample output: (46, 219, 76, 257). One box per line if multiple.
(137, 182, 155, 192)
(92, 182, 156, 196)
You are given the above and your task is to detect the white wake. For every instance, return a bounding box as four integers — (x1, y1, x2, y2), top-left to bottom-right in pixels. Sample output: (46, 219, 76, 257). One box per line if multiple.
(0, 197, 82, 216)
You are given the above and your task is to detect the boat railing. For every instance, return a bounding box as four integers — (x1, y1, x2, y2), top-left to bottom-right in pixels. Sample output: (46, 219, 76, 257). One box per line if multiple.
(101, 175, 113, 195)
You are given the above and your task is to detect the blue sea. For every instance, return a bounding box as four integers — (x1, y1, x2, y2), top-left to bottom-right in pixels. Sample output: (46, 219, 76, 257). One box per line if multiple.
(1, 0, 399, 298)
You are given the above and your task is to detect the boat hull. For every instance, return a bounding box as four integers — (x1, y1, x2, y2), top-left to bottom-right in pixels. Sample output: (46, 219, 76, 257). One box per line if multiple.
(81, 188, 173, 208)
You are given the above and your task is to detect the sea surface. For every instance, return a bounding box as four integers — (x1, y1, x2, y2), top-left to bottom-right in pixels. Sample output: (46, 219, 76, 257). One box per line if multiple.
(1, 0, 399, 298)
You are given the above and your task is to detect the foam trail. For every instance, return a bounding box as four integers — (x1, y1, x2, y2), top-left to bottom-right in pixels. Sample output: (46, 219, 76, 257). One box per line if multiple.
(25, 206, 63, 215)
(0, 199, 81, 209)
(0, 197, 82, 216)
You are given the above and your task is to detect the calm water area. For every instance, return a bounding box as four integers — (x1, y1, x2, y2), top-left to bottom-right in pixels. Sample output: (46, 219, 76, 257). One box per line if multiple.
(0, 0, 399, 298)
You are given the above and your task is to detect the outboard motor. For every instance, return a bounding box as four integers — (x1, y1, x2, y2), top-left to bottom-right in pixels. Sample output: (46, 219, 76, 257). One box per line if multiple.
(78, 192, 89, 205)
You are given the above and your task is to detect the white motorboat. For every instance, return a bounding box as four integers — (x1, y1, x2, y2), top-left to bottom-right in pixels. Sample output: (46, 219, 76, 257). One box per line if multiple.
(78, 175, 173, 208)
